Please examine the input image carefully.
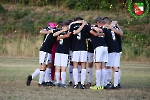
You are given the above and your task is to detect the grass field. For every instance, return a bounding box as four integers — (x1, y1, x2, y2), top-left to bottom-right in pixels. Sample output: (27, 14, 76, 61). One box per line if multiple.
(0, 57, 150, 100)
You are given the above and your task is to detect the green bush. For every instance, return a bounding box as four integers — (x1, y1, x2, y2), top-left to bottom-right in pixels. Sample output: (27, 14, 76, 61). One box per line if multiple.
(0, 4, 6, 13)
(13, 9, 30, 20)
(21, 17, 34, 33)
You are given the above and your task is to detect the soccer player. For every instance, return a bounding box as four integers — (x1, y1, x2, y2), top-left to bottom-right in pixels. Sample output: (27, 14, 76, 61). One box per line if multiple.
(103, 17, 123, 89)
(86, 35, 94, 86)
(89, 18, 108, 90)
(26, 22, 57, 86)
(53, 21, 71, 88)
(69, 17, 91, 89)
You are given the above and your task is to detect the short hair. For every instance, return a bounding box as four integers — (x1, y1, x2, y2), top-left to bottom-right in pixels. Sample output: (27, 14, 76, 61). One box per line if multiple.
(61, 21, 70, 26)
(97, 20, 106, 24)
(65, 19, 73, 24)
(56, 20, 63, 28)
(94, 16, 103, 23)
(103, 17, 111, 23)
(73, 17, 83, 21)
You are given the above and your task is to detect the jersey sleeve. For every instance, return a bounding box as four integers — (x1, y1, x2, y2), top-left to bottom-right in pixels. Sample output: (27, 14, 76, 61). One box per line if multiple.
(69, 24, 74, 33)
(102, 28, 107, 34)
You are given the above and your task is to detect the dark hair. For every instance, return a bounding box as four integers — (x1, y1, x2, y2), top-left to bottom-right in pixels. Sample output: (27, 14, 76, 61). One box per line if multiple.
(61, 21, 70, 26)
(65, 19, 73, 24)
(73, 17, 83, 21)
(97, 20, 105, 24)
(103, 17, 111, 23)
(56, 20, 63, 28)
(94, 16, 103, 23)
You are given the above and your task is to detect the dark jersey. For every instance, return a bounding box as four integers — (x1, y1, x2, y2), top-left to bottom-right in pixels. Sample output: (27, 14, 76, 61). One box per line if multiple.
(103, 28, 119, 53)
(89, 28, 107, 49)
(40, 29, 60, 53)
(114, 26, 122, 52)
(115, 34, 122, 52)
(69, 33, 73, 51)
(69, 23, 91, 51)
(56, 31, 70, 54)
(43, 26, 53, 42)
(87, 33, 94, 53)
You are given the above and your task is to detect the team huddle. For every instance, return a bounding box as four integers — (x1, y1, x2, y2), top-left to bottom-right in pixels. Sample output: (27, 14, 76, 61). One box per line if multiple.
(26, 16, 123, 90)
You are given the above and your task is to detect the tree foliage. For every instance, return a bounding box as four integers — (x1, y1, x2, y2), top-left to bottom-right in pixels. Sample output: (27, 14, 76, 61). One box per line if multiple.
(0, 0, 127, 11)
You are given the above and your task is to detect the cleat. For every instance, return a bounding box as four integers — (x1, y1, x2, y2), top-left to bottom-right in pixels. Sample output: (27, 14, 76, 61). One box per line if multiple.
(26, 75, 32, 86)
(78, 82, 81, 85)
(80, 84, 86, 89)
(111, 85, 119, 90)
(60, 84, 67, 88)
(55, 83, 61, 87)
(68, 81, 73, 86)
(104, 85, 111, 89)
(42, 82, 46, 86)
(38, 83, 43, 87)
(73, 84, 79, 89)
(100, 86, 104, 89)
(104, 82, 112, 89)
(118, 83, 121, 88)
(90, 85, 101, 90)
(104, 85, 112, 89)
(46, 81, 55, 86)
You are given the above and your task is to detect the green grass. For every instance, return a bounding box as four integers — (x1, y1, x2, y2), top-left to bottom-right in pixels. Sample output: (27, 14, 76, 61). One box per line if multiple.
(0, 57, 150, 100)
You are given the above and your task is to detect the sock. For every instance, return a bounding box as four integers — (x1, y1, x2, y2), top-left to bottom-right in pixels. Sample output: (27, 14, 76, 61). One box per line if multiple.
(118, 68, 121, 84)
(104, 69, 108, 86)
(39, 70, 45, 84)
(107, 68, 112, 83)
(78, 65, 82, 82)
(88, 68, 92, 83)
(55, 72, 60, 84)
(114, 71, 119, 87)
(32, 68, 40, 79)
(44, 68, 51, 82)
(96, 70, 101, 87)
(81, 69, 86, 85)
(61, 72, 66, 84)
(69, 65, 73, 82)
(101, 68, 106, 86)
(73, 68, 78, 85)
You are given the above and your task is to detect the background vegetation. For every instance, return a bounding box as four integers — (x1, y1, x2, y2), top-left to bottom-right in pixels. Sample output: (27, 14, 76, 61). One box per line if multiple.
(0, 0, 150, 62)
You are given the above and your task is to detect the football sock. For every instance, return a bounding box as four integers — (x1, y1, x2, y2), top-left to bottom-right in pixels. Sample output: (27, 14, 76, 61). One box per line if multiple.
(32, 68, 40, 79)
(88, 68, 92, 83)
(101, 68, 106, 86)
(96, 70, 101, 87)
(61, 72, 66, 84)
(45, 68, 51, 82)
(104, 69, 108, 86)
(55, 72, 60, 84)
(78, 65, 82, 82)
(39, 70, 45, 84)
(107, 68, 112, 83)
(118, 68, 121, 84)
(114, 71, 119, 87)
(73, 68, 78, 85)
(69, 65, 73, 82)
(81, 69, 86, 85)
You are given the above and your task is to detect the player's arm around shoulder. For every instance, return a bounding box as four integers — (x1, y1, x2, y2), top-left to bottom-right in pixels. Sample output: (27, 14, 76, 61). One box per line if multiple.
(109, 26, 123, 37)
(90, 28, 105, 37)
(53, 29, 64, 37)
(73, 21, 87, 34)
(109, 21, 123, 37)
(57, 31, 71, 41)
(39, 29, 53, 34)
